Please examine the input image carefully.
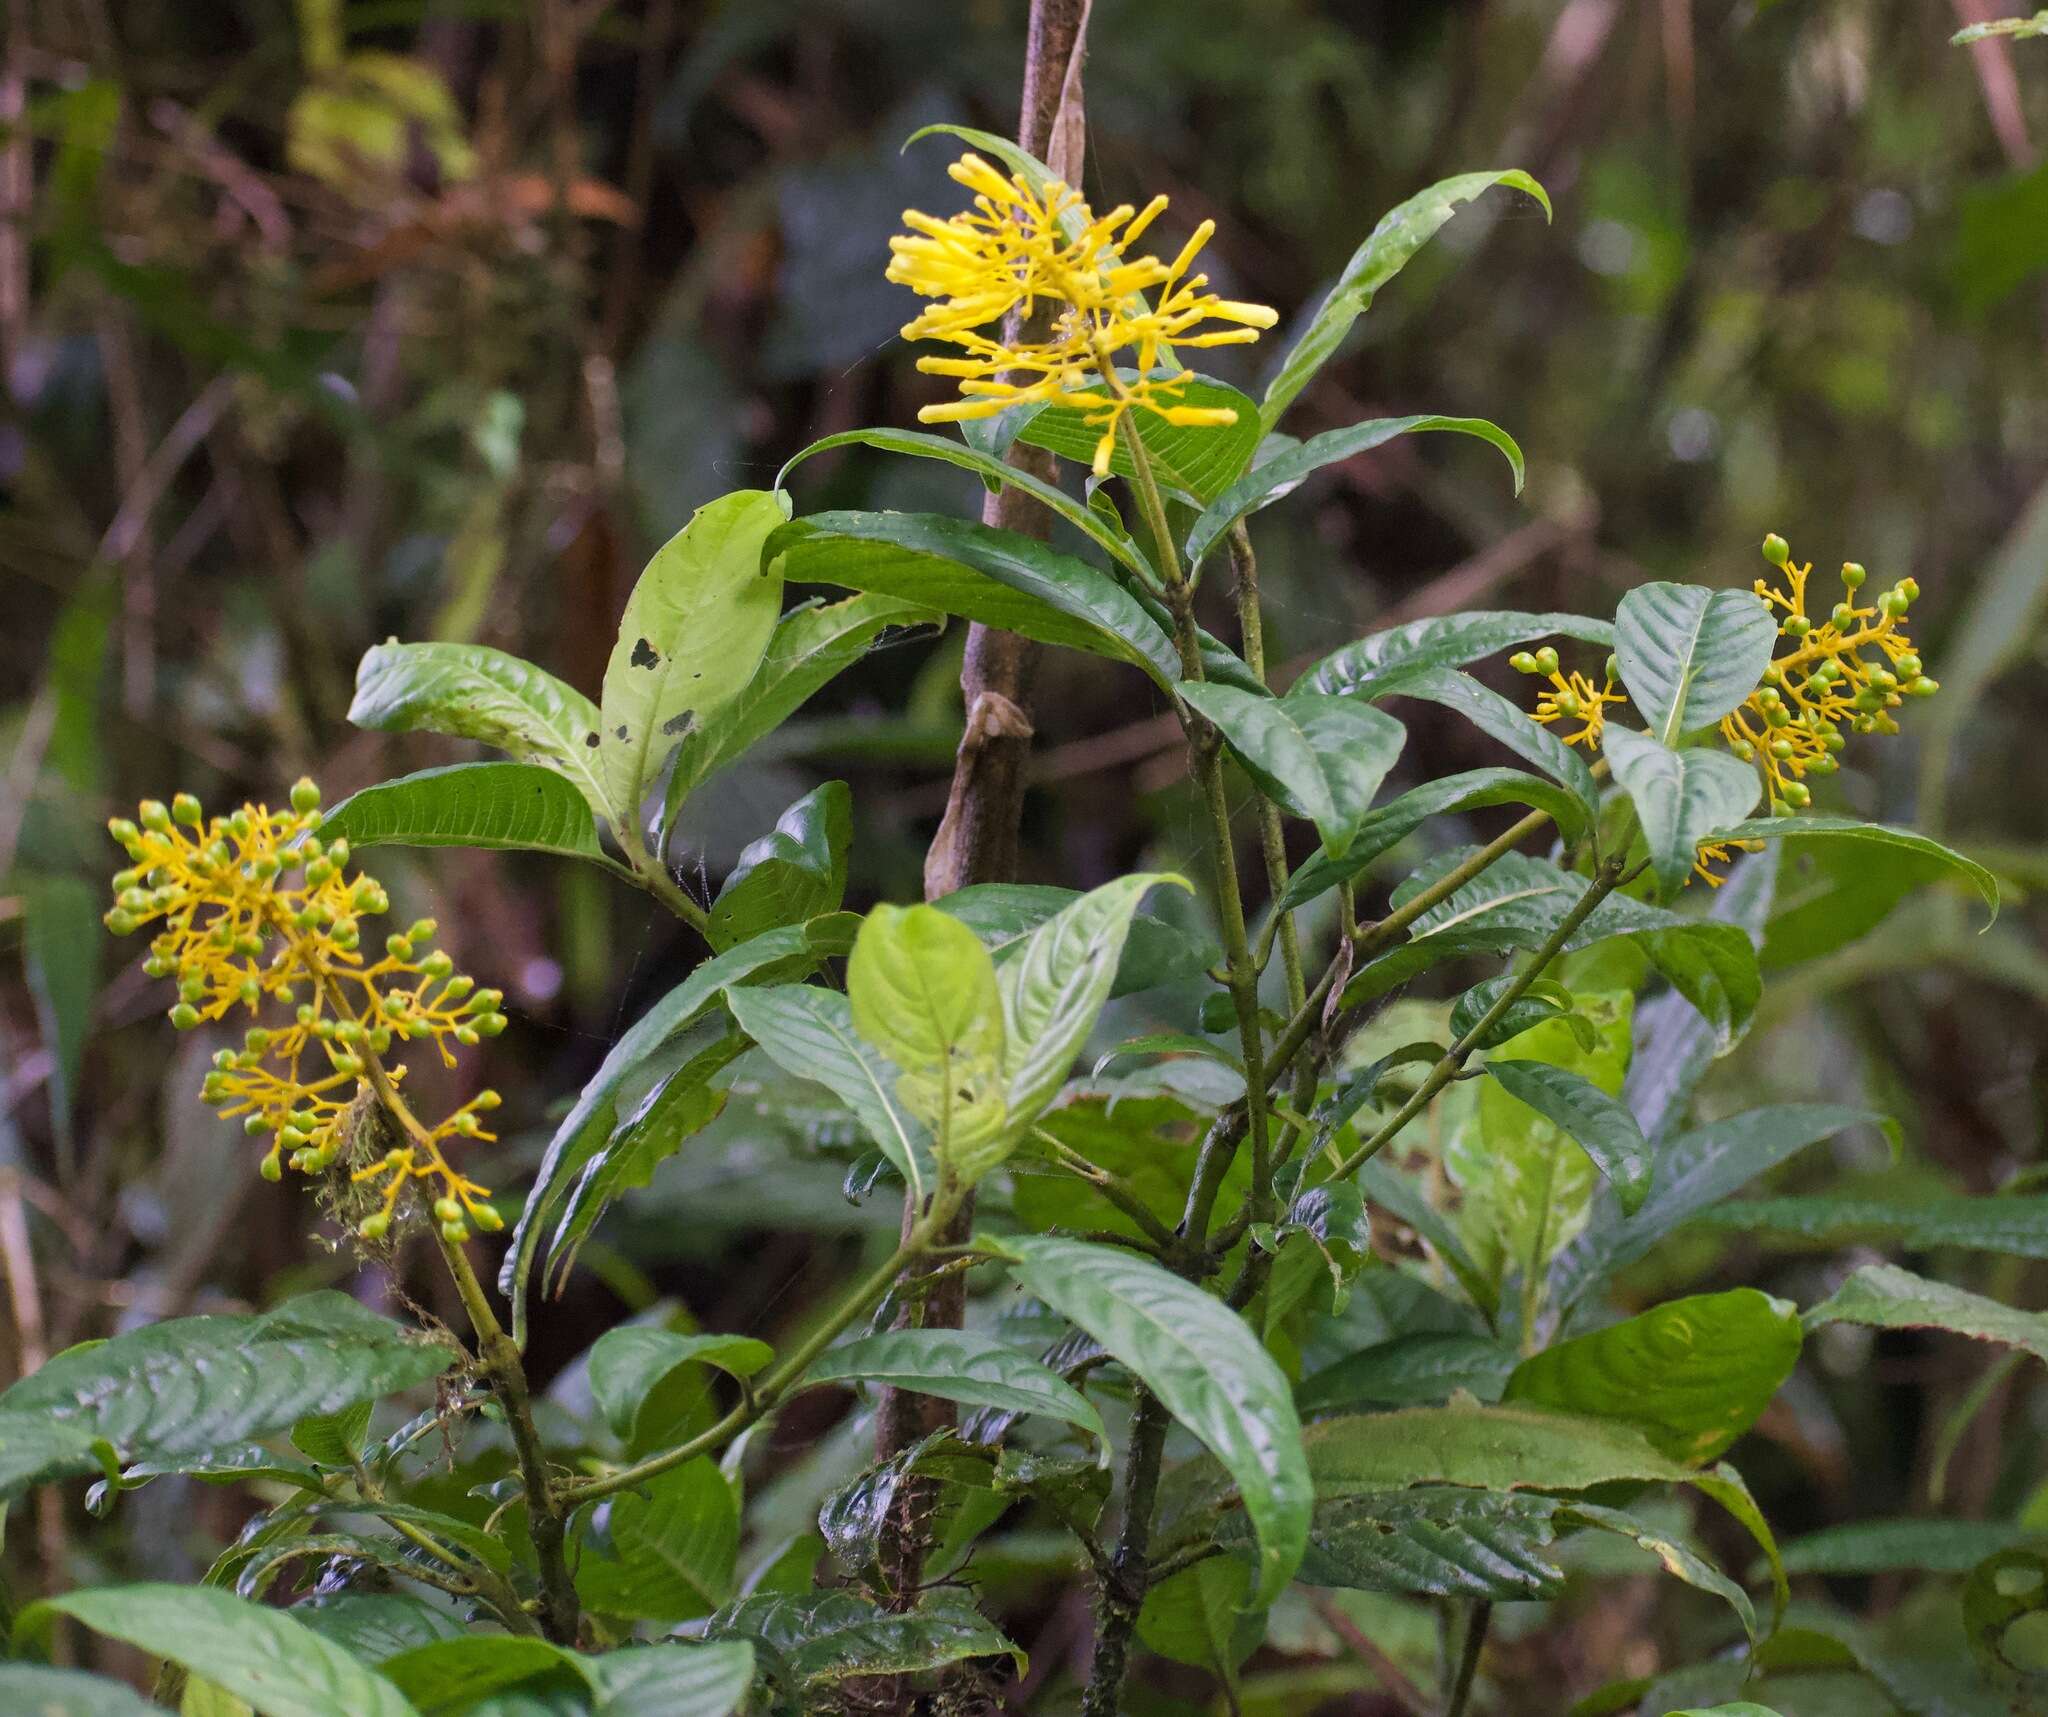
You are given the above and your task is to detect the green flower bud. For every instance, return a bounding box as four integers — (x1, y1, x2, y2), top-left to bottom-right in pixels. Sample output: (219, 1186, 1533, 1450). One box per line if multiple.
(1783, 614, 1812, 637)
(1894, 651, 1922, 677)
(408, 918, 438, 942)
(386, 933, 414, 958)
(104, 909, 137, 936)
(170, 1003, 201, 1031)
(1762, 533, 1790, 567)
(139, 800, 171, 832)
(473, 1203, 505, 1233)
(260, 1151, 283, 1183)
(1899, 577, 1920, 601)
(439, 1219, 470, 1244)
(1806, 755, 1838, 775)
(1781, 781, 1812, 809)
(1905, 675, 1939, 698)
(290, 778, 321, 814)
(475, 1012, 508, 1038)
(1533, 646, 1560, 676)
(107, 817, 140, 846)
(1832, 603, 1858, 629)
(172, 793, 203, 826)
(421, 952, 454, 979)
(244, 1115, 271, 1136)
(1508, 651, 1539, 674)
(357, 1211, 390, 1241)
(1840, 561, 1866, 589)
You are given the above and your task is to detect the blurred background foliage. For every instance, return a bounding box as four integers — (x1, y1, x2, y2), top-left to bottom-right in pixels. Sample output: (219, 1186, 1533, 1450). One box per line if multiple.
(4, 1, 2048, 1710)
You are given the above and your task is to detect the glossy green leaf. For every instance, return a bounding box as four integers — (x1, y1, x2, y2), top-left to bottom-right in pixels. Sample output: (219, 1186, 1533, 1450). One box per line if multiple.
(726, 983, 933, 1201)
(707, 780, 851, 952)
(1705, 816, 1998, 921)
(380, 1638, 584, 1714)
(1614, 582, 1777, 742)
(780, 426, 1148, 576)
(1689, 1194, 2048, 1258)
(1506, 1288, 1801, 1463)
(544, 1033, 745, 1291)
(934, 882, 1218, 995)
(1450, 976, 1575, 1048)
(848, 902, 1009, 1184)
(1281, 766, 1589, 908)
(1301, 610, 1614, 701)
(1604, 729, 1762, 896)
(19, 1585, 416, 1717)
(600, 489, 788, 825)
(1804, 1262, 2048, 1363)
(0, 1294, 452, 1499)
(1259, 169, 1551, 431)
(323, 763, 610, 867)
(660, 591, 931, 836)
(998, 873, 1189, 1127)
(1179, 682, 1406, 856)
(769, 511, 1181, 687)
(290, 1401, 371, 1468)
(1303, 1402, 1694, 1496)
(998, 1234, 1309, 1604)
(1550, 1104, 1879, 1318)
(1485, 1057, 1654, 1214)
(1018, 372, 1263, 502)
(1365, 666, 1599, 821)
(587, 1327, 774, 1448)
(574, 1455, 738, 1621)
(800, 1329, 1105, 1448)
(1296, 1334, 1518, 1413)
(288, 1594, 462, 1664)
(501, 923, 828, 1334)
(1187, 415, 1523, 570)
(348, 640, 609, 819)
(709, 1588, 1021, 1687)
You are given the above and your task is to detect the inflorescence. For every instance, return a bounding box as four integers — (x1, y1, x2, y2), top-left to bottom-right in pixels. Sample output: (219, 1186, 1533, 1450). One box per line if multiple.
(1512, 534, 1936, 884)
(104, 780, 507, 1243)
(889, 152, 1278, 477)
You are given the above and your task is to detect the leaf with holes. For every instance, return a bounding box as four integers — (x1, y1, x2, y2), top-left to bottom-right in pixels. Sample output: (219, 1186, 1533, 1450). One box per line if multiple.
(600, 489, 789, 827)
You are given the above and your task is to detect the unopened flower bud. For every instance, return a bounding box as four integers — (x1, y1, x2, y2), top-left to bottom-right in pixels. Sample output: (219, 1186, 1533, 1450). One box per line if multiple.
(1762, 533, 1790, 567)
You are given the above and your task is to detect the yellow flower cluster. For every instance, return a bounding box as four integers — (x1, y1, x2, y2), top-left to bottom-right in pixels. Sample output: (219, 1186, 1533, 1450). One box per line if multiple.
(888, 152, 1277, 476)
(1508, 534, 1936, 886)
(104, 780, 506, 1242)
(1723, 533, 1935, 813)
(1510, 646, 1627, 749)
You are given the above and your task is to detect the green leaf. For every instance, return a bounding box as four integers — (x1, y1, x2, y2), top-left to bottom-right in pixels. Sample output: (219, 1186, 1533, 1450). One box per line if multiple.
(1259, 169, 1551, 431)
(1614, 582, 1777, 743)
(800, 1329, 1106, 1449)
(769, 511, 1181, 687)
(1187, 415, 1524, 570)
(1804, 1262, 2048, 1364)
(1301, 610, 1613, 702)
(380, 1638, 585, 1714)
(998, 1234, 1309, 1604)
(544, 1034, 745, 1291)
(1951, 10, 2048, 43)
(19, 1585, 416, 1717)
(1364, 666, 1599, 823)
(0, 1293, 452, 1499)
(998, 873, 1190, 1128)
(1604, 729, 1762, 896)
(1297, 1486, 1571, 1598)
(1689, 1194, 2048, 1258)
(600, 489, 789, 826)
(847, 903, 1009, 1185)
(1664, 1706, 1786, 1716)
(20, 874, 99, 1152)
(1017, 372, 1263, 502)
(1562, 1500, 1758, 1645)
(1550, 1104, 1879, 1318)
(1137, 1555, 1264, 1676)
(576, 1642, 754, 1717)
(660, 591, 931, 836)
(1484, 1058, 1654, 1215)
(779, 427, 1149, 577)
(1281, 766, 1590, 908)
(933, 882, 1218, 996)
(1779, 1518, 2044, 1576)
(1964, 1547, 2048, 1699)
(726, 984, 933, 1201)
(0, 1665, 163, 1716)
(501, 923, 828, 1337)
(1303, 1402, 1693, 1495)
(1506, 1289, 1802, 1464)
(348, 640, 608, 821)
(288, 1594, 462, 1664)
(290, 1400, 372, 1468)
(587, 1328, 774, 1448)
(1450, 976, 1574, 1049)
(1296, 1334, 1518, 1414)
(1704, 817, 1999, 922)
(1178, 682, 1406, 856)
(322, 763, 610, 868)
(709, 1588, 1021, 1687)
(707, 781, 851, 952)
(574, 1455, 738, 1621)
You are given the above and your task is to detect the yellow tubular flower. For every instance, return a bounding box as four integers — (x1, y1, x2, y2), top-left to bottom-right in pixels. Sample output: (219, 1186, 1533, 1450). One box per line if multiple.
(1509, 646, 1627, 749)
(1721, 533, 1936, 815)
(104, 780, 506, 1243)
(888, 152, 1278, 476)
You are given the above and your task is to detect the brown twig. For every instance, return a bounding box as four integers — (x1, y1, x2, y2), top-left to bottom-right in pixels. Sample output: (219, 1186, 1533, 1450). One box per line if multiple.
(1311, 1593, 1432, 1717)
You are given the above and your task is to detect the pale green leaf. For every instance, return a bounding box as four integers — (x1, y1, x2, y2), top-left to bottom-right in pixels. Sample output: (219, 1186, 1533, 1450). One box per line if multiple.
(1484, 1057, 1653, 1215)
(323, 763, 608, 867)
(1614, 582, 1776, 742)
(600, 489, 789, 825)
(1604, 728, 1762, 896)
(1804, 1262, 2048, 1363)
